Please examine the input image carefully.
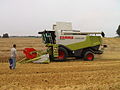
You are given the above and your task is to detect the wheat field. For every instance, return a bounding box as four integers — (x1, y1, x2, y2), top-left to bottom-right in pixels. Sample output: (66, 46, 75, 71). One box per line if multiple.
(0, 38, 46, 62)
(0, 38, 120, 90)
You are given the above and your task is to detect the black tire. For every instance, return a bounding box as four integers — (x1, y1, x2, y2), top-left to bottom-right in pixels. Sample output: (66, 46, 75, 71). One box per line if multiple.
(57, 47, 68, 61)
(83, 51, 94, 61)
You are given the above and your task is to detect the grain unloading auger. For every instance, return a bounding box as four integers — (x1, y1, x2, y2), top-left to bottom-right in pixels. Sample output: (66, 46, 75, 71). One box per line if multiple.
(38, 22, 106, 61)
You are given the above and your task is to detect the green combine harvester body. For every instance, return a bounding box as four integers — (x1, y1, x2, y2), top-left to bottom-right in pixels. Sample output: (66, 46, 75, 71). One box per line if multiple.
(39, 22, 106, 61)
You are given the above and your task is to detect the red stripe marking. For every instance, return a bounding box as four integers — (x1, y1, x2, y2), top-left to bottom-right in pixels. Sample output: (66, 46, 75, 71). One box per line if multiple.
(60, 36, 73, 39)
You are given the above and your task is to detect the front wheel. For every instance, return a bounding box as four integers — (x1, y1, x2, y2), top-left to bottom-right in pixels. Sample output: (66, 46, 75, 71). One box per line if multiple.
(83, 51, 94, 61)
(57, 47, 68, 61)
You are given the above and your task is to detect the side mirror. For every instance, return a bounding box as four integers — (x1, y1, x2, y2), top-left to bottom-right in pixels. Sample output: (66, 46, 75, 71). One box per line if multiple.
(101, 32, 105, 37)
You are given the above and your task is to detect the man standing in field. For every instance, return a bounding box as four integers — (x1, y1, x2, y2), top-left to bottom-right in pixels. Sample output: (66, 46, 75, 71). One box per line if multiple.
(10, 44, 17, 69)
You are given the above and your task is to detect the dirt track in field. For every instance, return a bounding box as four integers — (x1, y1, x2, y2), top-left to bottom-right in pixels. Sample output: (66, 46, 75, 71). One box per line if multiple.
(0, 59, 120, 90)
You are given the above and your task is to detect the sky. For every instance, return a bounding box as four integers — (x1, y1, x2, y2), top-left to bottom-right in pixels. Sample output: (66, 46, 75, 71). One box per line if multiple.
(0, 0, 120, 37)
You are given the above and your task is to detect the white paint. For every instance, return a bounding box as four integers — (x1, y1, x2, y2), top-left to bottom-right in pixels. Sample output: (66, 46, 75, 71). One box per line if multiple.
(59, 35, 86, 45)
(53, 22, 86, 45)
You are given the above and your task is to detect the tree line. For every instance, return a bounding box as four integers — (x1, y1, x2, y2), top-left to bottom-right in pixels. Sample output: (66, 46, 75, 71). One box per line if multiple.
(0, 33, 40, 38)
(0, 33, 9, 38)
(0, 26, 120, 38)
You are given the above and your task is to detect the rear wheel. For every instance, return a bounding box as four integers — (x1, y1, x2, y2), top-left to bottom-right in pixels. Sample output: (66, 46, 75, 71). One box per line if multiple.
(57, 47, 68, 60)
(83, 51, 94, 61)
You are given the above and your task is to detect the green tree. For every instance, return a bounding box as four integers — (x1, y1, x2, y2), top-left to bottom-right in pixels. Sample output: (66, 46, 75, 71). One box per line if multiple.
(2, 33, 9, 38)
(116, 25, 120, 36)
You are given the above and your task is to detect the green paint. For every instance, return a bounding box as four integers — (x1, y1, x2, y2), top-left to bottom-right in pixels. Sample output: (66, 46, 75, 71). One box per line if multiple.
(66, 36, 102, 50)
(46, 36, 102, 58)
(47, 44, 59, 57)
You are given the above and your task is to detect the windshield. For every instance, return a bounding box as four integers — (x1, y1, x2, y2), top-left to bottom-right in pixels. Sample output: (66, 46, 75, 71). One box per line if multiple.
(38, 31, 56, 44)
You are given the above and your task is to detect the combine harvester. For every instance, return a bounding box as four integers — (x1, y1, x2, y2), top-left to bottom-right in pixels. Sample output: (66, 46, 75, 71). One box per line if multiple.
(38, 22, 106, 61)
(19, 22, 106, 64)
